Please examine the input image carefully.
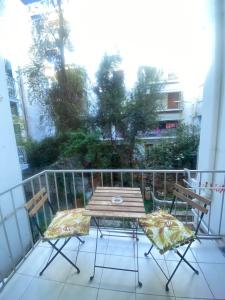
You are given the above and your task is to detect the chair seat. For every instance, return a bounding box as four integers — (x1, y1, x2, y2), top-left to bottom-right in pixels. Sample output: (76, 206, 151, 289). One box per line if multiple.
(43, 208, 91, 240)
(139, 210, 195, 254)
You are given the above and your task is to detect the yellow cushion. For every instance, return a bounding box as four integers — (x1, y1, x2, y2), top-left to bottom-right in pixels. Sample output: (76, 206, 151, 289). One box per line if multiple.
(43, 208, 91, 240)
(139, 210, 195, 254)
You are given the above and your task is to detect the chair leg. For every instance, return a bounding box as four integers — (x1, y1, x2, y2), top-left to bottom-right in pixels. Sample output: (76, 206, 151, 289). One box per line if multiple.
(76, 236, 85, 244)
(144, 244, 154, 256)
(165, 243, 197, 291)
(176, 250, 199, 274)
(39, 238, 80, 276)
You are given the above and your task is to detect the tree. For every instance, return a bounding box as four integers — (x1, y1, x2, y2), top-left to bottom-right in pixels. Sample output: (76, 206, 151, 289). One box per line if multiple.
(146, 124, 200, 169)
(123, 66, 164, 165)
(48, 66, 88, 132)
(94, 54, 126, 140)
(23, 0, 88, 133)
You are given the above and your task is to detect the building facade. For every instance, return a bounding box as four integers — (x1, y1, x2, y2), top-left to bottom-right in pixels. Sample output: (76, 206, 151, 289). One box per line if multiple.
(197, 0, 225, 236)
(1, 59, 28, 170)
(0, 57, 31, 280)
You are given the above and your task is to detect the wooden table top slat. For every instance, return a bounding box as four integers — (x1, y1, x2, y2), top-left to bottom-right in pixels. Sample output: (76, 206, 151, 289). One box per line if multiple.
(95, 188, 141, 194)
(85, 186, 146, 219)
(96, 186, 140, 190)
(86, 204, 145, 213)
(87, 200, 144, 207)
(91, 196, 143, 202)
(93, 192, 141, 198)
(83, 210, 146, 219)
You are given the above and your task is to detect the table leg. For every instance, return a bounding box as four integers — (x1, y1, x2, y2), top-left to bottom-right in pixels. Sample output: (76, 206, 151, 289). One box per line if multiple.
(90, 217, 100, 281)
(136, 223, 142, 287)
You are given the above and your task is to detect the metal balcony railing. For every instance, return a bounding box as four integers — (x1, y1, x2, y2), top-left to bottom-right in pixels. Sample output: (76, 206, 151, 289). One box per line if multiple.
(0, 169, 225, 290)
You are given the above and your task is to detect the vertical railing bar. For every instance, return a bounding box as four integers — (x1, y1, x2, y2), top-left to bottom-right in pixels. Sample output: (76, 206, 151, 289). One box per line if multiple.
(121, 172, 123, 187)
(141, 172, 144, 194)
(153, 172, 155, 195)
(82, 172, 86, 206)
(0, 205, 16, 271)
(152, 172, 155, 211)
(207, 172, 212, 234)
(101, 172, 103, 187)
(164, 172, 166, 210)
(111, 172, 113, 187)
(38, 175, 47, 229)
(198, 172, 202, 231)
(131, 172, 134, 188)
(218, 174, 225, 235)
(31, 179, 41, 227)
(185, 201, 188, 224)
(72, 172, 77, 208)
(54, 172, 60, 210)
(63, 172, 69, 210)
(91, 172, 94, 193)
(21, 185, 34, 247)
(45, 172, 53, 218)
(10, 190, 25, 256)
(175, 172, 178, 217)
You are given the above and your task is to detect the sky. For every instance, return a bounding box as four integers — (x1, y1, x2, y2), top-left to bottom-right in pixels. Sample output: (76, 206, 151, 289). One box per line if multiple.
(0, 0, 213, 96)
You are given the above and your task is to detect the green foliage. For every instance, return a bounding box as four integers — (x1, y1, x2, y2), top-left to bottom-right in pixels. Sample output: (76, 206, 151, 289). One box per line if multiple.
(94, 57, 164, 167)
(48, 66, 88, 133)
(25, 135, 66, 169)
(94, 54, 126, 138)
(146, 124, 200, 169)
(61, 130, 123, 168)
(122, 66, 164, 165)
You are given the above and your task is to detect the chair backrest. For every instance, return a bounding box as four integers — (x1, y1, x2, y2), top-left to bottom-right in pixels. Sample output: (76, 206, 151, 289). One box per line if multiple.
(173, 183, 211, 214)
(25, 187, 48, 217)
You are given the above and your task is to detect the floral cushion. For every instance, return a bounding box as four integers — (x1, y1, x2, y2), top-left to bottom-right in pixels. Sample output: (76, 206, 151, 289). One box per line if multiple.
(43, 208, 91, 240)
(139, 210, 195, 254)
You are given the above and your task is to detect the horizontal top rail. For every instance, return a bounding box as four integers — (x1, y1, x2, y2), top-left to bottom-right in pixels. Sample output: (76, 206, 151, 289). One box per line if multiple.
(46, 169, 225, 174)
(0, 170, 46, 197)
(1, 168, 225, 199)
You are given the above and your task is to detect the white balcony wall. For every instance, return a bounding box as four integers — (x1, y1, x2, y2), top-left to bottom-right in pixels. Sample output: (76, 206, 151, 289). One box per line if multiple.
(0, 58, 32, 280)
(198, 0, 225, 235)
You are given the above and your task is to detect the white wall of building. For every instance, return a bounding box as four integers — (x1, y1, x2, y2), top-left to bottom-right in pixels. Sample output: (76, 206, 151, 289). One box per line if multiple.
(198, 0, 225, 235)
(0, 58, 22, 191)
(0, 57, 32, 280)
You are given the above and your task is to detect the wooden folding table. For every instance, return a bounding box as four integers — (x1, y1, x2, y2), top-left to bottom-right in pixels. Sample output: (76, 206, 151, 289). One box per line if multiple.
(84, 186, 146, 287)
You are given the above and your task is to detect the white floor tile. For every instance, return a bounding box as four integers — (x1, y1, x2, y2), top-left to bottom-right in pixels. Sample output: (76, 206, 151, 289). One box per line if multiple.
(58, 283, 98, 300)
(38, 250, 76, 282)
(191, 239, 225, 263)
(0, 274, 32, 300)
(200, 262, 225, 299)
(97, 289, 135, 300)
(138, 235, 164, 260)
(166, 260, 214, 299)
(79, 235, 109, 254)
(136, 257, 174, 297)
(17, 246, 52, 276)
(106, 235, 136, 257)
(67, 252, 104, 288)
(20, 277, 64, 300)
(100, 255, 136, 292)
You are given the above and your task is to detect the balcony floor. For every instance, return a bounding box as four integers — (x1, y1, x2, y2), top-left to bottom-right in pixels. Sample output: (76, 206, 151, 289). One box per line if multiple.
(1, 229, 225, 300)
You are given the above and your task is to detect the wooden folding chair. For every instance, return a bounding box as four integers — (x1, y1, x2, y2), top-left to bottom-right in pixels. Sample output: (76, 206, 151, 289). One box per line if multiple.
(139, 183, 211, 291)
(25, 187, 91, 276)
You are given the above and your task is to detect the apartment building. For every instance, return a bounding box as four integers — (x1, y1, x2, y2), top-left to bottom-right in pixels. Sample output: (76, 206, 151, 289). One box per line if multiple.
(1, 58, 28, 170)
(142, 72, 184, 157)
(0, 59, 32, 280)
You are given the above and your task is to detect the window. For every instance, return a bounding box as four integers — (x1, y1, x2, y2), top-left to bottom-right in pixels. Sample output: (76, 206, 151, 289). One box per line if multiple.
(10, 102, 19, 116)
(167, 92, 180, 109)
